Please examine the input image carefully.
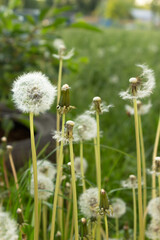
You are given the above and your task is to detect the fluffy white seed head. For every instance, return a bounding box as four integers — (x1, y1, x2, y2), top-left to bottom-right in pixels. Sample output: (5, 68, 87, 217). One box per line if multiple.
(74, 157, 88, 177)
(73, 114, 97, 141)
(147, 197, 160, 220)
(119, 65, 155, 100)
(30, 174, 54, 200)
(145, 219, 160, 239)
(125, 101, 152, 116)
(0, 207, 18, 240)
(121, 175, 137, 189)
(109, 198, 126, 218)
(12, 72, 57, 115)
(53, 38, 66, 51)
(79, 187, 99, 219)
(30, 160, 56, 180)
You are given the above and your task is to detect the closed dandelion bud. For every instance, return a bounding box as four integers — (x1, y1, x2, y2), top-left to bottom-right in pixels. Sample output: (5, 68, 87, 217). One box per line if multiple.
(155, 157, 160, 173)
(129, 77, 140, 94)
(100, 189, 109, 211)
(79, 218, 88, 239)
(17, 208, 24, 226)
(7, 145, 13, 152)
(1, 136, 7, 151)
(123, 222, 130, 240)
(56, 231, 61, 239)
(66, 120, 75, 139)
(59, 84, 70, 108)
(93, 96, 102, 114)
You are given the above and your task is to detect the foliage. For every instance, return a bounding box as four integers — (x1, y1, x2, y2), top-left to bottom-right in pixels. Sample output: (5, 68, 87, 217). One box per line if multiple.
(105, 0, 134, 20)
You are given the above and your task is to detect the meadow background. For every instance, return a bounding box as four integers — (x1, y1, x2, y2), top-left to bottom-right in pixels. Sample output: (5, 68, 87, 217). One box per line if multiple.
(0, 0, 160, 238)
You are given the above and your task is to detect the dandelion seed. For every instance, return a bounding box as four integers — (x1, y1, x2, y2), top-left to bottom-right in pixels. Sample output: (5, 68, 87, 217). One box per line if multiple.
(145, 219, 160, 239)
(73, 114, 97, 141)
(74, 156, 88, 177)
(30, 174, 54, 200)
(79, 188, 99, 219)
(53, 38, 66, 51)
(30, 160, 56, 181)
(125, 101, 152, 116)
(121, 175, 138, 189)
(53, 43, 74, 60)
(12, 72, 57, 115)
(109, 198, 126, 218)
(0, 207, 18, 240)
(119, 65, 155, 100)
(147, 197, 160, 220)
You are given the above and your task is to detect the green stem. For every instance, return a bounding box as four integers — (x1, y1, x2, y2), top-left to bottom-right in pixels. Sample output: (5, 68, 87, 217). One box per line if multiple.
(132, 187, 137, 240)
(38, 200, 41, 236)
(152, 115, 160, 199)
(80, 140, 86, 192)
(29, 112, 39, 240)
(94, 137, 99, 190)
(64, 185, 72, 240)
(115, 218, 119, 239)
(158, 175, 160, 197)
(96, 112, 101, 201)
(133, 99, 144, 240)
(104, 215, 109, 240)
(50, 113, 65, 240)
(69, 139, 79, 240)
(139, 115, 147, 213)
(43, 203, 47, 240)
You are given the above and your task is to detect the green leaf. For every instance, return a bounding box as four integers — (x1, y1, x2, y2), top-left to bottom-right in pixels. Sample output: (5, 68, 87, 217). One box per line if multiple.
(70, 21, 102, 32)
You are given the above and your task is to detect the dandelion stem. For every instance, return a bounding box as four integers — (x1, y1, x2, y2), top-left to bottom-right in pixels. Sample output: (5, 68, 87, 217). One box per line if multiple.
(133, 98, 144, 240)
(29, 112, 39, 240)
(7, 148, 23, 210)
(64, 185, 72, 240)
(50, 113, 65, 240)
(43, 203, 47, 240)
(139, 115, 147, 213)
(152, 115, 160, 199)
(2, 150, 10, 191)
(69, 138, 79, 240)
(132, 187, 137, 240)
(115, 218, 119, 239)
(96, 112, 101, 200)
(158, 175, 160, 197)
(94, 137, 99, 189)
(80, 140, 86, 192)
(104, 215, 109, 240)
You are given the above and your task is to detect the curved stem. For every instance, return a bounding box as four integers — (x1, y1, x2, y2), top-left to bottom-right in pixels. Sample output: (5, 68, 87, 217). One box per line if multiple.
(152, 115, 160, 199)
(69, 139, 79, 240)
(29, 112, 39, 240)
(139, 115, 147, 213)
(104, 215, 109, 240)
(80, 140, 86, 192)
(133, 99, 144, 240)
(132, 187, 137, 240)
(50, 113, 65, 240)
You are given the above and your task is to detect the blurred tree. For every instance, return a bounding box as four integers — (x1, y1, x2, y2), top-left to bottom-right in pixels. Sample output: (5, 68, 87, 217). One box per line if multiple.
(105, 0, 134, 20)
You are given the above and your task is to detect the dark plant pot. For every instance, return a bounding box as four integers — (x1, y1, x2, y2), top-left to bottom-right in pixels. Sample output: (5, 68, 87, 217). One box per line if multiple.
(0, 104, 56, 170)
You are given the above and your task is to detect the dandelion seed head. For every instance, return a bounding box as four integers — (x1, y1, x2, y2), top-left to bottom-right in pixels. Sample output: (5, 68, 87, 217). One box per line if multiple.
(53, 48, 74, 60)
(109, 198, 126, 218)
(147, 197, 160, 220)
(79, 188, 99, 219)
(125, 101, 152, 116)
(74, 157, 88, 177)
(61, 84, 70, 91)
(145, 219, 160, 239)
(31, 160, 56, 180)
(12, 72, 57, 115)
(30, 174, 54, 200)
(0, 207, 18, 240)
(121, 175, 137, 189)
(73, 114, 97, 141)
(53, 38, 66, 50)
(119, 65, 155, 100)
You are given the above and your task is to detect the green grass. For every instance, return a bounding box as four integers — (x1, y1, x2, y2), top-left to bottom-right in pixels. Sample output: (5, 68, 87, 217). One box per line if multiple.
(1, 27, 160, 239)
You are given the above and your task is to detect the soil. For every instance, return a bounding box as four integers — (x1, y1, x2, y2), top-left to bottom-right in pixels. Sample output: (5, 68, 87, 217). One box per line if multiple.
(0, 121, 30, 142)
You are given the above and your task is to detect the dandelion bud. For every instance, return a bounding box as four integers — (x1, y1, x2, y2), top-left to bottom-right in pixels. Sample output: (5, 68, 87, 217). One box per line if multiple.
(66, 182, 71, 188)
(1, 136, 7, 151)
(129, 77, 138, 84)
(93, 96, 102, 114)
(1, 136, 7, 143)
(7, 145, 13, 152)
(59, 84, 70, 107)
(129, 174, 136, 185)
(155, 157, 160, 173)
(100, 189, 109, 212)
(66, 120, 75, 140)
(17, 208, 24, 226)
(56, 231, 61, 239)
(79, 218, 88, 239)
